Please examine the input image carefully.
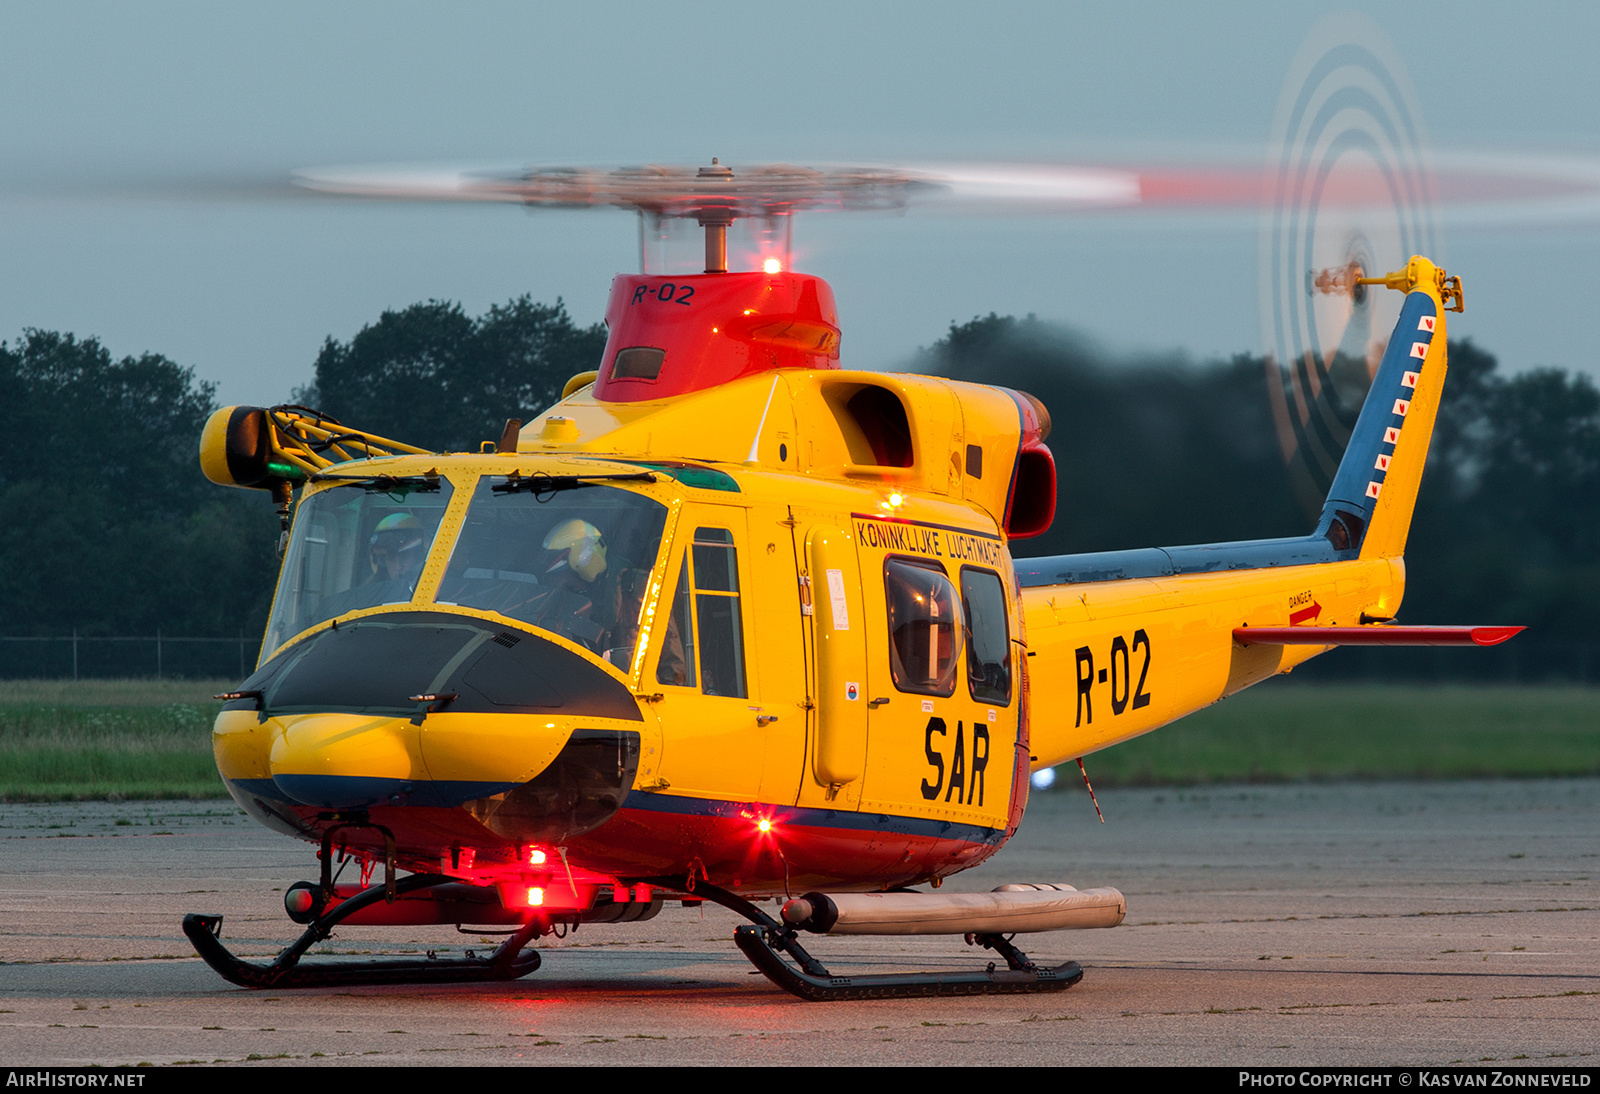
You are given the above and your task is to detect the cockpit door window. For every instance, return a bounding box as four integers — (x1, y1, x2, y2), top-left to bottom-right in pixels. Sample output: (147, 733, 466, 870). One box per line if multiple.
(656, 556, 697, 688)
(655, 526, 747, 698)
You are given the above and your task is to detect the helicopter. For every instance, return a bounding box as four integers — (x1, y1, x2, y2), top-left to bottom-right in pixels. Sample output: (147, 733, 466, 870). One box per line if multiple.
(184, 160, 1521, 1001)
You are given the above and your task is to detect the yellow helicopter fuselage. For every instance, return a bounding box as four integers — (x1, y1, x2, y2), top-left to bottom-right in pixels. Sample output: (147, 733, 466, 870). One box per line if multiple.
(207, 260, 1456, 907)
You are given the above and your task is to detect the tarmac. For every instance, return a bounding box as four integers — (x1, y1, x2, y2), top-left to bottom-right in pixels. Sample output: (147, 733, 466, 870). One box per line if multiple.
(2, 779, 1597, 1067)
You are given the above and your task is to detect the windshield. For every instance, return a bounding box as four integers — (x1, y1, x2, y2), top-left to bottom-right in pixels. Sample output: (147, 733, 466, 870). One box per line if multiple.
(436, 478, 670, 669)
(263, 478, 454, 656)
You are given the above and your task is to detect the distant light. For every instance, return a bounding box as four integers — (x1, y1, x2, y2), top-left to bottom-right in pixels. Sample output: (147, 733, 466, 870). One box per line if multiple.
(1031, 767, 1057, 790)
(757, 817, 772, 833)
(763, 258, 782, 274)
(527, 887, 545, 906)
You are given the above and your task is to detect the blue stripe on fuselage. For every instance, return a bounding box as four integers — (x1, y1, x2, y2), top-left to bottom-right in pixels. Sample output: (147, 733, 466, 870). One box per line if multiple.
(229, 775, 521, 809)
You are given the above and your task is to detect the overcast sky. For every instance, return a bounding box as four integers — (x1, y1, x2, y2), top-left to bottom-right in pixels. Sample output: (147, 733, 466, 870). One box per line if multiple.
(2, 1, 1597, 406)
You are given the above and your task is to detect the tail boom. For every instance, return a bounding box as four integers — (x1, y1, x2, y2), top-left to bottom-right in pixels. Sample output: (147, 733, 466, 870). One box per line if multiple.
(1013, 257, 1504, 771)
(1021, 555, 1400, 769)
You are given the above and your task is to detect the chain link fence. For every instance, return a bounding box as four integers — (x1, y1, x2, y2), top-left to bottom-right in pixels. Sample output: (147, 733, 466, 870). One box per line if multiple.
(1, 631, 1593, 684)
(0, 633, 258, 680)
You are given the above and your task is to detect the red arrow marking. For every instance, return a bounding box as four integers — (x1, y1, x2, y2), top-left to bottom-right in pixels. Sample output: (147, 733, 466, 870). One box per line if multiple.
(1289, 601, 1322, 626)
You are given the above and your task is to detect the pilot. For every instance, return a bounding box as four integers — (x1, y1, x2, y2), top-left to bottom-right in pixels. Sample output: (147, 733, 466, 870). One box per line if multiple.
(532, 518, 646, 659)
(367, 512, 427, 590)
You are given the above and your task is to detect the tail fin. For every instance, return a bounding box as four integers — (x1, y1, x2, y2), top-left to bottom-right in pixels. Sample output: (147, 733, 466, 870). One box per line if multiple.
(1313, 257, 1461, 560)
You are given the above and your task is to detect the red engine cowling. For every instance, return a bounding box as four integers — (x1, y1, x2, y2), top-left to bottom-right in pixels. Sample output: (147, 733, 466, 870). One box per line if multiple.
(595, 271, 840, 402)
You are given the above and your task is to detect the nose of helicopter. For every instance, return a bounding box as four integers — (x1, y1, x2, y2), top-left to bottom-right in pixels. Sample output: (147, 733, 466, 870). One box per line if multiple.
(224, 610, 648, 814)
(268, 713, 424, 809)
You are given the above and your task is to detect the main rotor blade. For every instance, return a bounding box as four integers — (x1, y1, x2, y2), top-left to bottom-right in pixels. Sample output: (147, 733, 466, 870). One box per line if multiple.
(290, 154, 1600, 225)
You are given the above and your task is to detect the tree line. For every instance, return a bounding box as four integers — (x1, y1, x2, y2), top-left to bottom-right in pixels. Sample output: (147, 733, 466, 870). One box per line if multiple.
(2, 298, 1594, 681)
(0, 298, 604, 675)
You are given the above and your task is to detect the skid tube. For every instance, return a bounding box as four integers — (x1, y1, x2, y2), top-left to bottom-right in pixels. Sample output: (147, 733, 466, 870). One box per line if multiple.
(183, 872, 543, 989)
(640, 876, 1084, 1002)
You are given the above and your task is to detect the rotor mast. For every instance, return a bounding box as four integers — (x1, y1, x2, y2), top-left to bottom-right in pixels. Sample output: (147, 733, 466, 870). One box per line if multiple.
(698, 159, 734, 274)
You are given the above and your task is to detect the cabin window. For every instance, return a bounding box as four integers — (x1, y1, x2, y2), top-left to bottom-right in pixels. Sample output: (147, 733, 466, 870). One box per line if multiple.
(884, 558, 963, 697)
(656, 527, 747, 698)
(264, 478, 454, 655)
(961, 568, 1011, 704)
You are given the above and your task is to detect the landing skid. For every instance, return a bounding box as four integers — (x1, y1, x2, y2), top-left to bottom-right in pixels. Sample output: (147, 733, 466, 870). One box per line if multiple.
(183, 873, 542, 989)
(642, 877, 1085, 1002)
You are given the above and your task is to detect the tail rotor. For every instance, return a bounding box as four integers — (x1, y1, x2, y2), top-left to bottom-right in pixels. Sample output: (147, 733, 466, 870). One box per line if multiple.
(1259, 13, 1439, 516)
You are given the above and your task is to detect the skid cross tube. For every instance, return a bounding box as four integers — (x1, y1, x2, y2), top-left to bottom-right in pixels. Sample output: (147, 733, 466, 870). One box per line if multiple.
(183, 873, 544, 989)
(639, 876, 1083, 1001)
(318, 814, 397, 902)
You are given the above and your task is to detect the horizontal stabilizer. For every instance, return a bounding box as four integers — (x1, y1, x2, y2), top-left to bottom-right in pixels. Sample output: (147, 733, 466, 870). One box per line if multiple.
(1234, 625, 1524, 647)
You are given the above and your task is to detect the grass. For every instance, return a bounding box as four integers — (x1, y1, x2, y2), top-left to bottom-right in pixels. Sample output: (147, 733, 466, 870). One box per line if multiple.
(0, 678, 230, 801)
(1084, 683, 1600, 785)
(1, 679, 1598, 801)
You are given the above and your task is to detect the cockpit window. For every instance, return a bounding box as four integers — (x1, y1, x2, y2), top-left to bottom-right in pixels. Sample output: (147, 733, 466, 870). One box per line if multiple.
(436, 478, 669, 668)
(263, 478, 454, 656)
